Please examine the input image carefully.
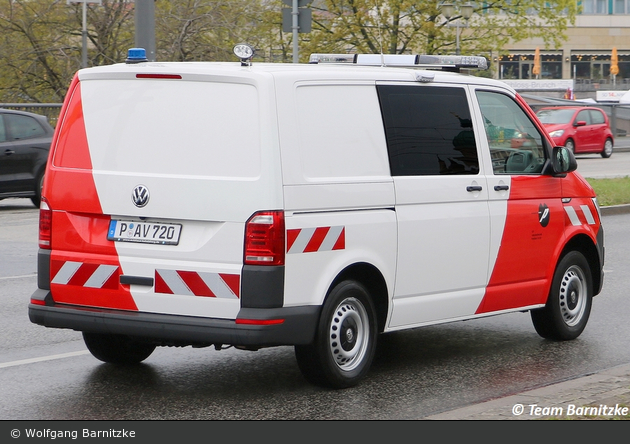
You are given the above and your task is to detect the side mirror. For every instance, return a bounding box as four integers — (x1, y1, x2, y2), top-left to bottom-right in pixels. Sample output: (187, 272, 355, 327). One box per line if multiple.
(552, 146, 577, 175)
(574, 120, 587, 127)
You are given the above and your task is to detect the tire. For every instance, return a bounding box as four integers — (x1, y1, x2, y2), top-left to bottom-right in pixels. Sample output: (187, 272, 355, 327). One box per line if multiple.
(531, 251, 593, 341)
(601, 138, 613, 158)
(30, 171, 44, 207)
(295, 280, 378, 389)
(564, 139, 575, 154)
(83, 332, 156, 364)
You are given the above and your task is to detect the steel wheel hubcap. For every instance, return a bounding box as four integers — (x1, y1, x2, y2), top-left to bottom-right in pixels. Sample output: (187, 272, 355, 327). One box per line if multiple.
(328, 297, 369, 371)
(559, 265, 587, 326)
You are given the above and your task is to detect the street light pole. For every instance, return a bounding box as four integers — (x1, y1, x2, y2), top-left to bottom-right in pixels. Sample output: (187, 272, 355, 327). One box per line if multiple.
(68, 0, 102, 69)
(292, 0, 299, 63)
(80, 1, 87, 68)
(440, 3, 474, 56)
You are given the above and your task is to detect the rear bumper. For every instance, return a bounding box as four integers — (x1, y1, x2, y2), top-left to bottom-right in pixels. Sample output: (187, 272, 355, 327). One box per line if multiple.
(29, 289, 319, 348)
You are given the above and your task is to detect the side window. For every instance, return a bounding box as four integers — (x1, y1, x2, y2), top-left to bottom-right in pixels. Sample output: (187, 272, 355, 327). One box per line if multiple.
(576, 110, 591, 125)
(590, 109, 605, 125)
(6, 114, 46, 140)
(377, 85, 478, 176)
(476, 91, 546, 175)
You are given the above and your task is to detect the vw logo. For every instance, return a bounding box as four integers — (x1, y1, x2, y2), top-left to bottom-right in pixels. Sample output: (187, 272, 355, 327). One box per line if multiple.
(132, 185, 150, 208)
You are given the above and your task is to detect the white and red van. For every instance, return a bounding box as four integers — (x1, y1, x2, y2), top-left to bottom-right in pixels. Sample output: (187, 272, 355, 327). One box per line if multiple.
(29, 47, 604, 389)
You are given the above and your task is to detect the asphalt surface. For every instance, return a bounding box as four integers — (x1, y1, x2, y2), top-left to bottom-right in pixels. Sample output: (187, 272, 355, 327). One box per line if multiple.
(423, 361, 630, 420)
(426, 143, 630, 420)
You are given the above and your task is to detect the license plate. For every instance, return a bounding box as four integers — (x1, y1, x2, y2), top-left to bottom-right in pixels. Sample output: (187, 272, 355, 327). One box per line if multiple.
(107, 220, 182, 245)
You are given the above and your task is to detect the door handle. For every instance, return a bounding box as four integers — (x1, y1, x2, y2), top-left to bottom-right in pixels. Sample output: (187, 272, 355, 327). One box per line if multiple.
(466, 185, 483, 192)
(4, 149, 15, 155)
(494, 185, 509, 191)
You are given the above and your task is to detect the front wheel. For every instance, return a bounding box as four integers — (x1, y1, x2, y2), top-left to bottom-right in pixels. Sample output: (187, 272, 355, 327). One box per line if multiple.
(601, 138, 613, 158)
(295, 280, 378, 389)
(83, 332, 156, 364)
(531, 251, 593, 340)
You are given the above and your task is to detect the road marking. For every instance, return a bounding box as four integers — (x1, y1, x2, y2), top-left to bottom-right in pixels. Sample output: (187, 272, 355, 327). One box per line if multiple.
(0, 350, 90, 369)
(0, 273, 37, 281)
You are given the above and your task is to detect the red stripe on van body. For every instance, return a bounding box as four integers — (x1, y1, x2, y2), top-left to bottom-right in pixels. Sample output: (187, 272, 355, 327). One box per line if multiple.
(46, 77, 137, 312)
(47, 80, 103, 215)
(476, 176, 564, 314)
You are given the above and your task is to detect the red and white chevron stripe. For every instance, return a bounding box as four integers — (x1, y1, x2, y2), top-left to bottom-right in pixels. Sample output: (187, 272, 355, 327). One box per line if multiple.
(286, 226, 345, 254)
(51, 261, 119, 289)
(564, 205, 597, 227)
(154, 269, 240, 299)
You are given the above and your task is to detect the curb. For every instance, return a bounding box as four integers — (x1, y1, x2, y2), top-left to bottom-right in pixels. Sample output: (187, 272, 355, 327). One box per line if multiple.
(600, 203, 630, 216)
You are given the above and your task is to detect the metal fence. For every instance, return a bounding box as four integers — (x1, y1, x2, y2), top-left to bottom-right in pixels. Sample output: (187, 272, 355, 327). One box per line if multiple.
(0, 103, 62, 127)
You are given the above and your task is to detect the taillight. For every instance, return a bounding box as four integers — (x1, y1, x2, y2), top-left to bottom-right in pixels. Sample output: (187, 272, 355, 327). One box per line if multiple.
(244, 211, 285, 266)
(38, 197, 52, 249)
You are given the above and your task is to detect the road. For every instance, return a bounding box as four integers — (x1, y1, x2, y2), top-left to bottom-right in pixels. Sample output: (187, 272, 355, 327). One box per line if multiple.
(573, 136, 630, 178)
(0, 154, 629, 420)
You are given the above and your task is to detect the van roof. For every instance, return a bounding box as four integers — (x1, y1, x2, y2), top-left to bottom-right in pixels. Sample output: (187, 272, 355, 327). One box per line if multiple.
(77, 60, 515, 93)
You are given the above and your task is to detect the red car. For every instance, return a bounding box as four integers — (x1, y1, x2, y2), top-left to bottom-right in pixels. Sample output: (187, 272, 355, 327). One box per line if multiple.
(536, 106, 614, 158)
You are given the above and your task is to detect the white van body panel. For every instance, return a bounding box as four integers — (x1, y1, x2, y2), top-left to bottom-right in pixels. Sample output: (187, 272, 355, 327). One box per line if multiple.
(284, 209, 397, 308)
(79, 72, 284, 223)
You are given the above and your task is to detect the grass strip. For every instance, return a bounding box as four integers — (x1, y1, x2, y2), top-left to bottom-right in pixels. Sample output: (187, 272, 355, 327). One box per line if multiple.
(587, 176, 630, 207)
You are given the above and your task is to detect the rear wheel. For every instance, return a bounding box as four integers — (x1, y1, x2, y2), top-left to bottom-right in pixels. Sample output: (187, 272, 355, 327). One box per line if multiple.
(30, 171, 44, 207)
(83, 332, 156, 364)
(601, 138, 613, 158)
(295, 280, 378, 389)
(531, 251, 592, 340)
(564, 138, 575, 154)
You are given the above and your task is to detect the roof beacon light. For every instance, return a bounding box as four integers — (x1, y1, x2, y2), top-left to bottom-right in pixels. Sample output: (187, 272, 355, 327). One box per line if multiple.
(126, 48, 148, 64)
(309, 53, 488, 72)
(234, 44, 255, 66)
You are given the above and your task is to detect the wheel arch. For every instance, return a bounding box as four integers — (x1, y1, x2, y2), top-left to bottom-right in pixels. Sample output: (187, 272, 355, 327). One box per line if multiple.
(559, 233, 602, 296)
(327, 262, 389, 333)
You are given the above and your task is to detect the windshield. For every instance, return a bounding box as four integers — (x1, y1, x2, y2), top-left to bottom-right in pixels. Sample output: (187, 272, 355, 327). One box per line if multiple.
(536, 108, 576, 124)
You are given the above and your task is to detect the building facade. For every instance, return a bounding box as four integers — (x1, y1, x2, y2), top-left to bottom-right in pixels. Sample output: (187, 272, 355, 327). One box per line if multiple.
(496, 11, 630, 96)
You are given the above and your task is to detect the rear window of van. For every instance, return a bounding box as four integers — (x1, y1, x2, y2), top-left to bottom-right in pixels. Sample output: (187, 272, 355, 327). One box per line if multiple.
(56, 79, 261, 179)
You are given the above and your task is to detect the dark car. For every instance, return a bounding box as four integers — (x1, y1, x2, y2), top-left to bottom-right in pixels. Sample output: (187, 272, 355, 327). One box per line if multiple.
(536, 106, 614, 158)
(0, 109, 54, 207)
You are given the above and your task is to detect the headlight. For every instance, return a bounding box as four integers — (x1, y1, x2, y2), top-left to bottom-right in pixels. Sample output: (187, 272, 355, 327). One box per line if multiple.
(549, 129, 565, 138)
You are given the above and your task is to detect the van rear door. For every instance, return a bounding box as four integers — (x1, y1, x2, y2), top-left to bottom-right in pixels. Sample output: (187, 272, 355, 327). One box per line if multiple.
(45, 68, 281, 320)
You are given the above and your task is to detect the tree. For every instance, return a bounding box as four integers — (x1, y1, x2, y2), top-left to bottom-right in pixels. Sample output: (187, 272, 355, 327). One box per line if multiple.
(301, 0, 578, 60)
(0, 0, 134, 102)
(0, 0, 579, 102)
(154, 0, 279, 62)
(0, 0, 73, 102)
